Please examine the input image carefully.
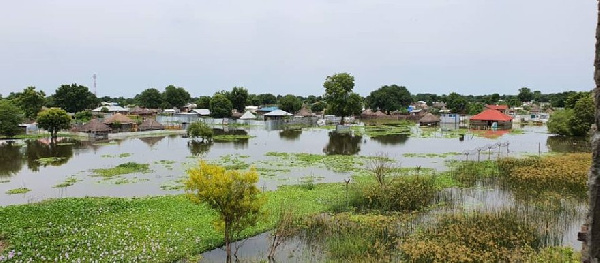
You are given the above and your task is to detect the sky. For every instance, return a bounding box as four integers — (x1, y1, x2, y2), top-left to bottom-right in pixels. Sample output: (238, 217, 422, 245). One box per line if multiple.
(0, 0, 596, 98)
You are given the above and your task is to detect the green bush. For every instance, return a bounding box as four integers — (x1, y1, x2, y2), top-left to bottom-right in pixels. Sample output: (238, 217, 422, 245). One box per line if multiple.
(349, 175, 437, 212)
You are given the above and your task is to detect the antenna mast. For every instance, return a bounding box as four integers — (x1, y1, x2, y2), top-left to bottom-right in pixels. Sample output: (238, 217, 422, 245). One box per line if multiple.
(93, 73, 97, 96)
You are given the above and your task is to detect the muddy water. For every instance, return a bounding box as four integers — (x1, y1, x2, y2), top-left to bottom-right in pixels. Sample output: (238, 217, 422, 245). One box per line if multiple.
(0, 125, 586, 206)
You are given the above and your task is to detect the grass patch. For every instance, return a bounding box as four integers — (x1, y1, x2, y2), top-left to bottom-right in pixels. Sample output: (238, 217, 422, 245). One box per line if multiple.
(213, 134, 255, 142)
(5, 188, 31, 195)
(101, 153, 132, 158)
(91, 162, 151, 178)
(53, 177, 79, 188)
(0, 183, 343, 262)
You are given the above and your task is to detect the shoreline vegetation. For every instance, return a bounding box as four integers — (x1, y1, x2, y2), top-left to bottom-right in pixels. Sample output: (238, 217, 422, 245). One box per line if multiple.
(0, 152, 587, 262)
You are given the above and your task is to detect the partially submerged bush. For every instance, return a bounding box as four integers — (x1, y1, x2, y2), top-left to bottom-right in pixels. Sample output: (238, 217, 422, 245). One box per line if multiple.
(350, 175, 437, 212)
(400, 211, 541, 262)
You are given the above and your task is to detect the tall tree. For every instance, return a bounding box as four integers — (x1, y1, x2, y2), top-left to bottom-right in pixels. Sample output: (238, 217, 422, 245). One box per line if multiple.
(196, 96, 212, 109)
(135, 88, 163, 108)
(13, 87, 46, 120)
(210, 94, 233, 118)
(185, 161, 263, 263)
(37, 108, 71, 138)
(53, 84, 97, 113)
(445, 92, 468, 114)
(517, 87, 533, 102)
(257, 93, 277, 105)
(228, 87, 248, 113)
(323, 73, 361, 123)
(0, 100, 24, 137)
(586, 2, 600, 261)
(366, 85, 412, 114)
(278, 94, 302, 114)
(162, 85, 190, 109)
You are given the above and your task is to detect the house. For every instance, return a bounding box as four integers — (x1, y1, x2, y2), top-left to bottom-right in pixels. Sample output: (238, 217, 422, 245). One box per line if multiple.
(256, 106, 279, 117)
(440, 113, 460, 123)
(469, 109, 513, 130)
(129, 107, 157, 116)
(419, 113, 440, 126)
(191, 109, 211, 117)
(92, 102, 129, 114)
(240, 111, 256, 120)
(245, 106, 259, 113)
(138, 118, 164, 131)
(103, 113, 136, 132)
(485, 104, 509, 114)
(78, 119, 111, 139)
(264, 110, 292, 120)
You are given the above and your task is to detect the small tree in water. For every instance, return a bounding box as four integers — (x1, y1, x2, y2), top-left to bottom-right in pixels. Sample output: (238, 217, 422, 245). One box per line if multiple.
(185, 161, 263, 263)
(186, 121, 213, 142)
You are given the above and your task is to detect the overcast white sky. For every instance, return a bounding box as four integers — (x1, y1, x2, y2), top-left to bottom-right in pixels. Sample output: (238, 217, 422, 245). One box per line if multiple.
(0, 0, 596, 98)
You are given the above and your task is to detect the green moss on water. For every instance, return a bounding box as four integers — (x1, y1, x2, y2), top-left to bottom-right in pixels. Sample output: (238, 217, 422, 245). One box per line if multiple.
(213, 134, 255, 142)
(53, 177, 79, 188)
(5, 187, 31, 195)
(91, 162, 151, 178)
(36, 157, 67, 165)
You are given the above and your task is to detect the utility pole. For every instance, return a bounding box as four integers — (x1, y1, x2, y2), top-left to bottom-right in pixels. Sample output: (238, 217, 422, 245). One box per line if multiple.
(93, 73, 97, 97)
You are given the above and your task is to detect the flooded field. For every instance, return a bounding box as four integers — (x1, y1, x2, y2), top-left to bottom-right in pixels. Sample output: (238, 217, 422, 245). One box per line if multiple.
(0, 124, 586, 206)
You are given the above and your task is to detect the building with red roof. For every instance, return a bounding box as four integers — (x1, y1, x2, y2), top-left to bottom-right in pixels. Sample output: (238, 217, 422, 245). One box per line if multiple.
(469, 109, 513, 130)
(485, 104, 509, 114)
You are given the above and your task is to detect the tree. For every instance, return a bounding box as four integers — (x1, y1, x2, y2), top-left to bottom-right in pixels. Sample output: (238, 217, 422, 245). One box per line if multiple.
(366, 85, 412, 114)
(186, 121, 213, 142)
(257, 93, 277, 105)
(228, 87, 248, 113)
(517, 87, 533, 102)
(547, 109, 575, 136)
(13, 86, 46, 120)
(162, 85, 190, 109)
(185, 162, 263, 263)
(0, 100, 24, 137)
(196, 96, 212, 109)
(210, 94, 233, 118)
(278, 94, 302, 114)
(246, 94, 261, 106)
(136, 88, 163, 109)
(445, 92, 468, 114)
(311, 101, 327, 113)
(466, 102, 485, 115)
(37, 108, 71, 138)
(323, 73, 362, 123)
(569, 94, 594, 136)
(74, 110, 93, 123)
(52, 84, 97, 113)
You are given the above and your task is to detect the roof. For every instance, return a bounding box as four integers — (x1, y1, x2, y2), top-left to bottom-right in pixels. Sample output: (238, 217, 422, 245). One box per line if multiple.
(79, 119, 111, 132)
(419, 113, 440, 123)
(296, 107, 312, 117)
(257, 106, 279, 112)
(192, 109, 211, 116)
(373, 110, 386, 116)
(138, 118, 164, 131)
(92, 105, 129, 113)
(485, 104, 508, 111)
(361, 109, 374, 116)
(240, 111, 256, 120)
(103, 113, 136, 125)
(264, 110, 292, 116)
(470, 109, 513, 121)
(129, 107, 157, 115)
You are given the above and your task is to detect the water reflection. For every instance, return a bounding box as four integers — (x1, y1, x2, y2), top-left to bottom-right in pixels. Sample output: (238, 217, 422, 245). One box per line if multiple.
(188, 141, 213, 156)
(138, 136, 165, 148)
(279, 129, 302, 141)
(0, 142, 24, 177)
(323, 131, 362, 155)
(213, 128, 249, 149)
(25, 139, 75, 171)
(546, 136, 591, 153)
(370, 134, 409, 145)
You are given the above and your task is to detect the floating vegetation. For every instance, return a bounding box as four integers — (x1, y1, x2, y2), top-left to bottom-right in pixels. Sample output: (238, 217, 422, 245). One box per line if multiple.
(5, 188, 31, 195)
(213, 134, 255, 142)
(113, 177, 150, 185)
(209, 154, 250, 170)
(255, 167, 292, 177)
(402, 152, 461, 158)
(263, 152, 369, 173)
(91, 162, 151, 178)
(36, 157, 66, 166)
(160, 179, 185, 190)
(53, 176, 79, 188)
(101, 153, 133, 158)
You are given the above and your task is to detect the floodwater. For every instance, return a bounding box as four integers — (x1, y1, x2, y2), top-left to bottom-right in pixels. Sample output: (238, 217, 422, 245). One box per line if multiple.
(0, 124, 587, 206)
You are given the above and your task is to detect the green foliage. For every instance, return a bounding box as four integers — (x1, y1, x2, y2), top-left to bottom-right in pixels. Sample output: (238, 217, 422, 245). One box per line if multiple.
(349, 175, 437, 212)
(366, 84, 412, 114)
(186, 121, 213, 142)
(13, 86, 46, 120)
(196, 96, 212, 109)
(466, 102, 485, 115)
(518, 87, 533, 102)
(445, 92, 468, 113)
(0, 100, 24, 137)
(210, 93, 233, 118)
(36, 108, 71, 138)
(278, 94, 302, 114)
(74, 110, 93, 123)
(323, 73, 362, 121)
(310, 101, 327, 113)
(228, 87, 248, 113)
(185, 161, 264, 263)
(52, 83, 97, 113)
(548, 109, 574, 136)
(257, 93, 277, 105)
(53, 176, 79, 188)
(400, 211, 541, 262)
(135, 88, 163, 109)
(91, 162, 151, 178)
(565, 91, 590, 109)
(5, 187, 31, 195)
(547, 93, 593, 136)
(162, 85, 190, 108)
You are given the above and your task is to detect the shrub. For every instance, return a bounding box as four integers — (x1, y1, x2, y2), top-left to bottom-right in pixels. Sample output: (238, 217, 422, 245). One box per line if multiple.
(350, 175, 437, 212)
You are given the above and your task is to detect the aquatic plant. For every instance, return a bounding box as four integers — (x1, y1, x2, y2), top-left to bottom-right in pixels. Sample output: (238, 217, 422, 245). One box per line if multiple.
(348, 175, 437, 212)
(53, 177, 79, 188)
(213, 135, 254, 142)
(35, 157, 66, 166)
(5, 188, 30, 195)
(91, 162, 151, 178)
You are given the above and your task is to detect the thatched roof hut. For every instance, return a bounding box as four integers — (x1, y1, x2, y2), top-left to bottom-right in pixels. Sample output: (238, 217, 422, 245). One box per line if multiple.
(79, 119, 111, 133)
(138, 118, 164, 131)
(130, 106, 157, 116)
(373, 110, 387, 117)
(232, 112, 243, 119)
(240, 111, 256, 120)
(296, 107, 312, 117)
(361, 109, 374, 117)
(103, 113, 135, 125)
(419, 113, 441, 126)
